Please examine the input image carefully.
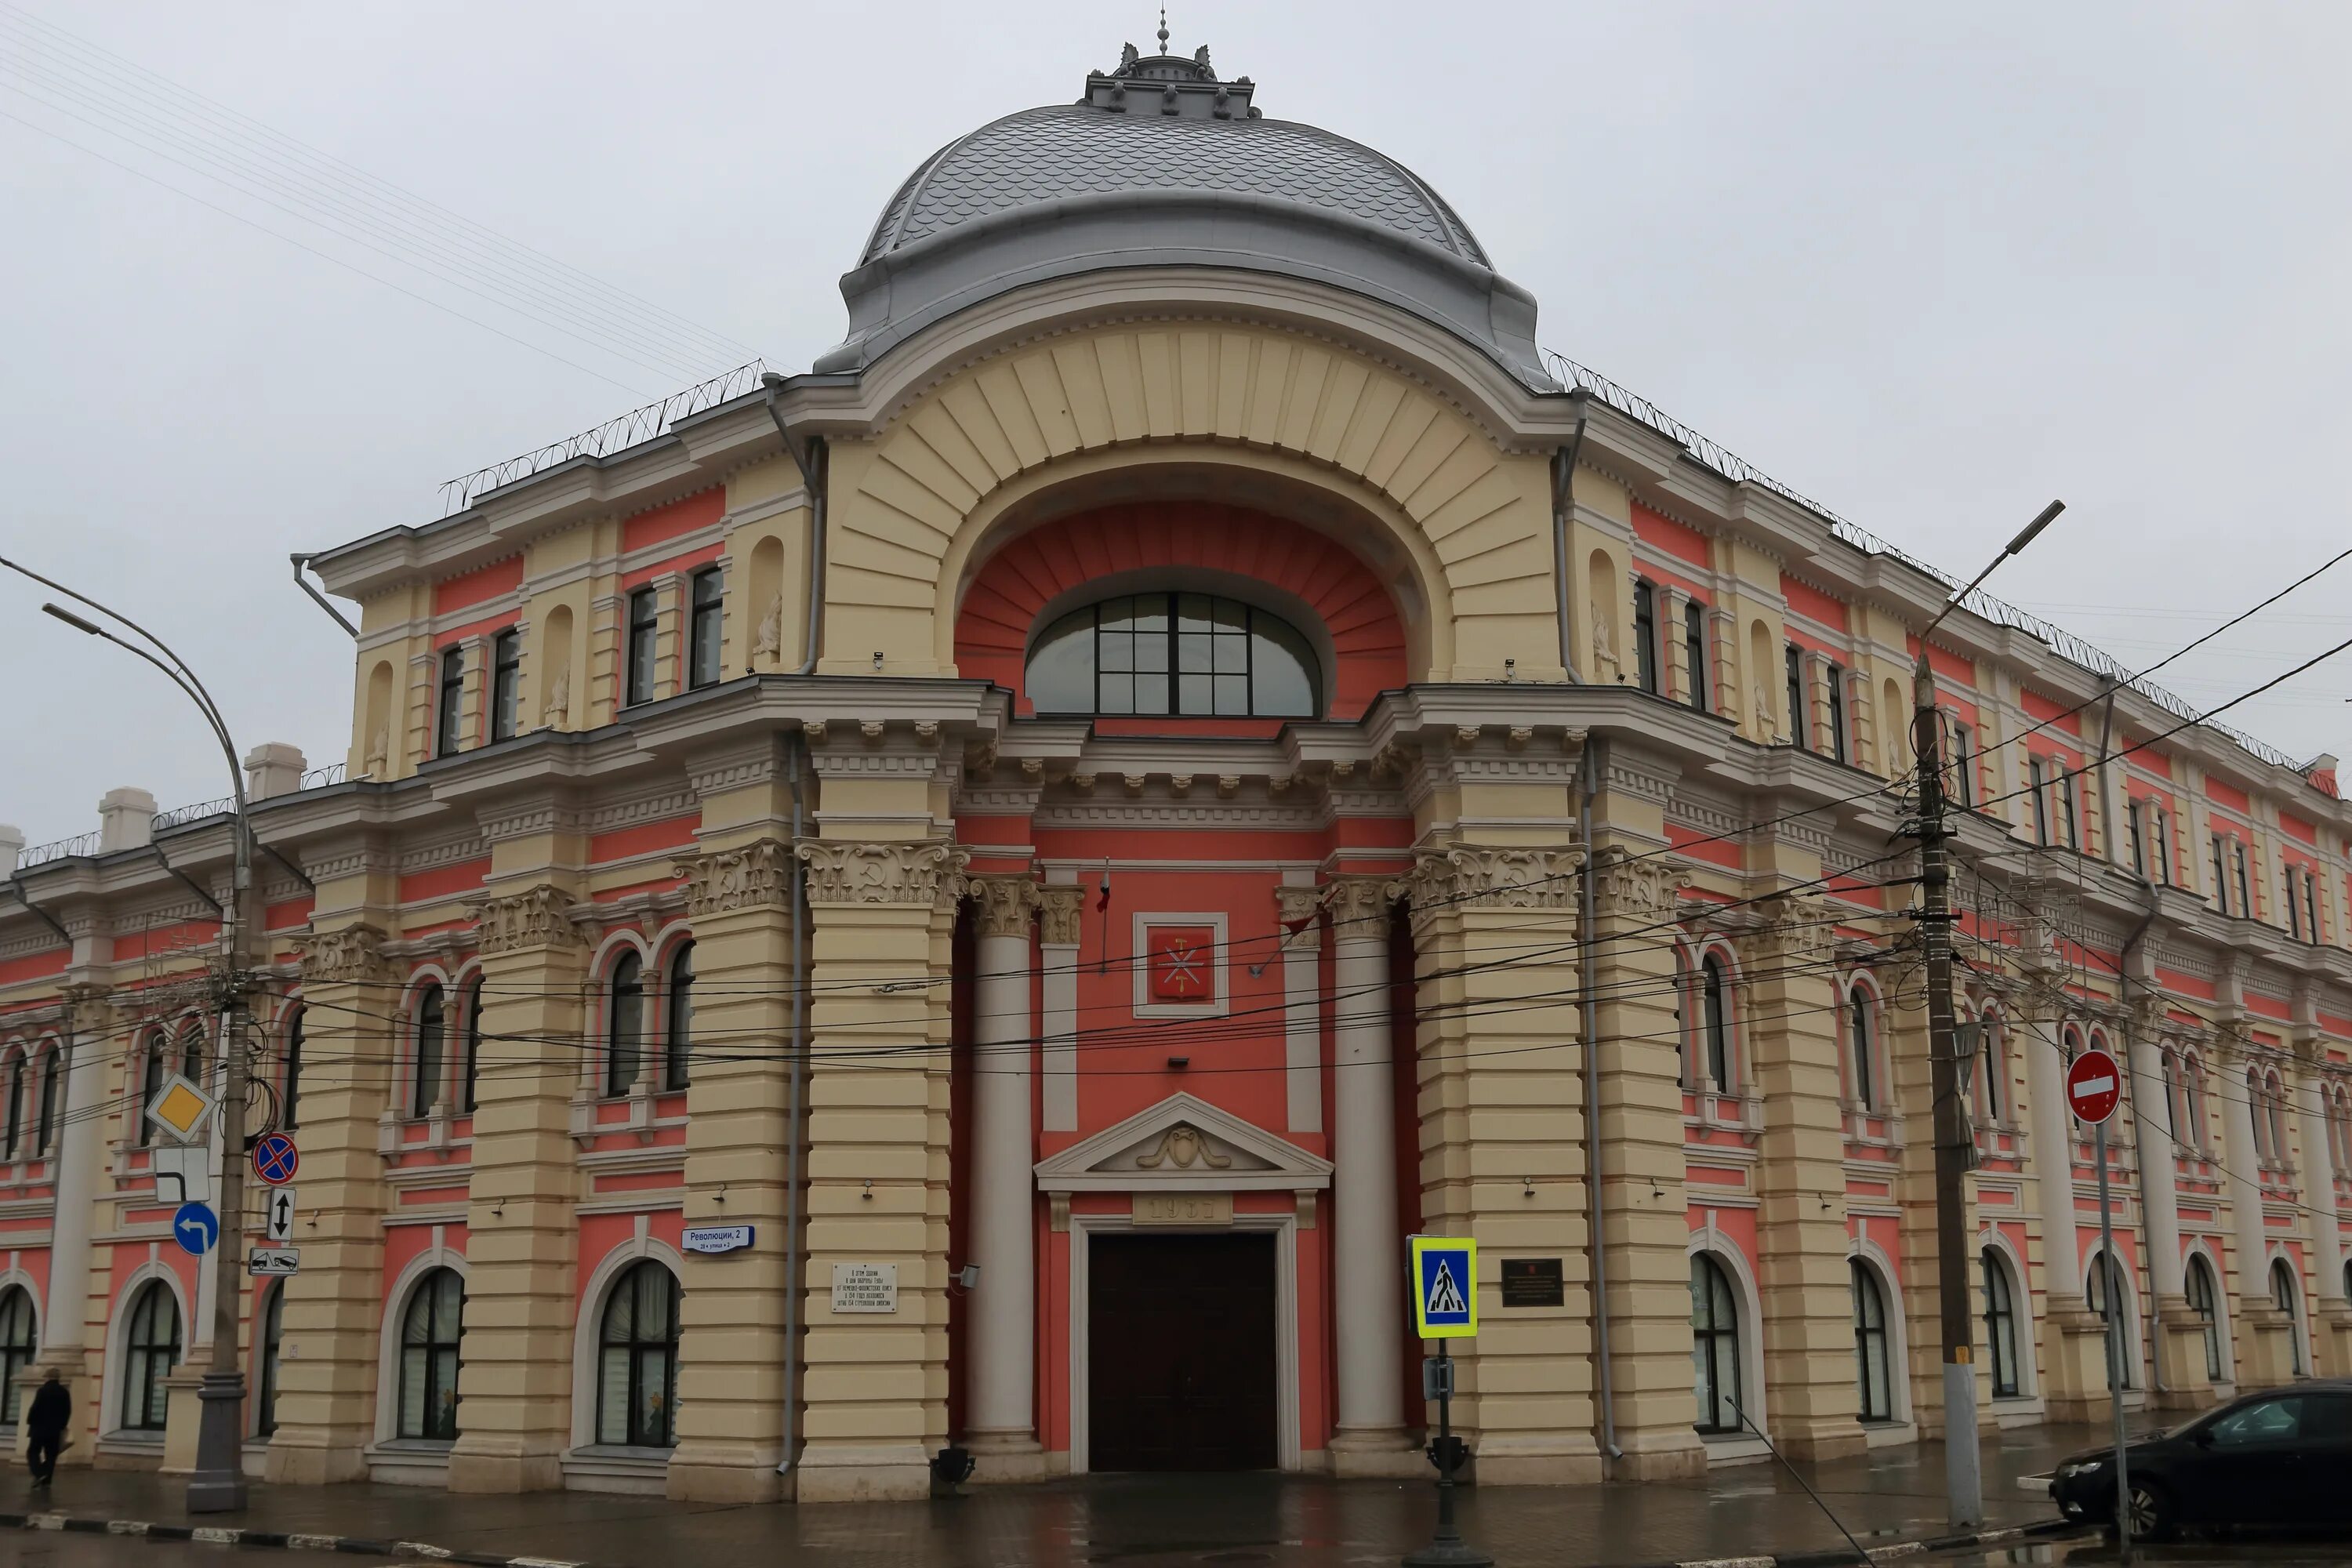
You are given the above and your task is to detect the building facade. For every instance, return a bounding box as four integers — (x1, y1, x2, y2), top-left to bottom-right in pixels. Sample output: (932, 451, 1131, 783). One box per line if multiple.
(3, 40, 2350, 1503)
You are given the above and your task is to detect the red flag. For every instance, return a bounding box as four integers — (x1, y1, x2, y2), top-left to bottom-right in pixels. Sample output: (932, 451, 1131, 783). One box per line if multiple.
(1095, 864, 1112, 912)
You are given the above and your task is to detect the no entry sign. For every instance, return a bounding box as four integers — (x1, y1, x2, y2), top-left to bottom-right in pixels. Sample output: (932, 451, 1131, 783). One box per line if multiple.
(2065, 1047, 2122, 1125)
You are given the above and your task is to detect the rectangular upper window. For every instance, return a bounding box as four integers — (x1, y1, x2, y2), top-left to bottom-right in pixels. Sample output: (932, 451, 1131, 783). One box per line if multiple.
(1951, 722, 1974, 808)
(688, 568, 724, 691)
(435, 648, 465, 757)
(2028, 759, 2050, 845)
(2210, 834, 2230, 914)
(1784, 644, 1805, 748)
(626, 587, 659, 706)
(490, 629, 521, 743)
(1682, 598, 1707, 712)
(1632, 580, 1660, 696)
(1824, 666, 1848, 764)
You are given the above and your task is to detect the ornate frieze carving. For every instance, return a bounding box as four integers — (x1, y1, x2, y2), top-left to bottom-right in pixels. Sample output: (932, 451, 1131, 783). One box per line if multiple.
(1740, 893, 1832, 968)
(1038, 886, 1087, 946)
(673, 840, 793, 916)
(1322, 877, 1394, 939)
(1588, 848, 1685, 924)
(969, 875, 1041, 938)
(798, 841, 969, 908)
(466, 885, 586, 955)
(1395, 844, 1584, 926)
(292, 922, 395, 985)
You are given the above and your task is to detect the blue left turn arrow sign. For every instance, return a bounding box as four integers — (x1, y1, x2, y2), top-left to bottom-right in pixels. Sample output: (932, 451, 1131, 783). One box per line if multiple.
(172, 1201, 219, 1256)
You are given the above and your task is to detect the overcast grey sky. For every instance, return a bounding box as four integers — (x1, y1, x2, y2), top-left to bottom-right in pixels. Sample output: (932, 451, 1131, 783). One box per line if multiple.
(3, 1, 2347, 847)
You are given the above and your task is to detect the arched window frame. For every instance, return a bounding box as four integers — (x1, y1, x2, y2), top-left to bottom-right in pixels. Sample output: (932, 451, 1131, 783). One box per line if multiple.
(2263, 1067, 2291, 1169)
(1689, 1250, 1744, 1434)
(394, 1266, 466, 1442)
(661, 938, 695, 1094)
(0, 1046, 24, 1163)
(1849, 1256, 1894, 1422)
(2178, 1050, 2209, 1153)
(175, 1017, 207, 1087)
(1697, 948, 1738, 1094)
(603, 942, 648, 1099)
(132, 1029, 168, 1149)
(118, 1276, 182, 1432)
(0, 1279, 36, 1425)
(254, 1281, 285, 1438)
(455, 968, 485, 1116)
(2085, 1247, 2139, 1389)
(2270, 1257, 2307, 1377)
(594, 1259, 684, 1448)
(34, 1039, 62, 1158)
(2183, 1250, 2227, 1385)
(1976, 1004, 2009, 1124)
(1670, 942, 1697, 1088)
(1844, 978, 1880, 1112)
(1023, 589, 1326, 719)
(1980, 1243, 2026, 1398)
(410, 979, 448, 1119)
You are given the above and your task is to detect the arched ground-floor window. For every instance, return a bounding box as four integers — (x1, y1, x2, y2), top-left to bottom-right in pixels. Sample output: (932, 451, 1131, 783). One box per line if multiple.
(1851, 1259, 1893, 1421)
(397, 1269, 464, 1441)
(122, 1281, 180, 1432)
(256, 1284, 285, 1437)
(2088, 1249, 2136, 1390)
(1981, 1248, 2021, 1398)
(1690, 1253, 1744, 1434)
(597, 1261, 682, 1447)
(2185, 1254, 2223, 1383)
(0, 1283, 34, 1425)
(2271, 1260, 2306, 1377)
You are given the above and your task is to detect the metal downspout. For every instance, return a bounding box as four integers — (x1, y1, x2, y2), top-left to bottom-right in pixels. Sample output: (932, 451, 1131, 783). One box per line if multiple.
(778, 732, 811, 1476)
(1551, 402, 1591, 684)
(1579, 735, 1622, 1461)
(762, 374, 828, 676)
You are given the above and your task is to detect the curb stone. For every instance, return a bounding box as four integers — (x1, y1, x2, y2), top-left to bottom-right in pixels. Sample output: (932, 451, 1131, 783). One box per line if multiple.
(2, 1505, 2085, 1568)
(0, 1509, 590, 1567)
(1618, 1515, 2088, 1568)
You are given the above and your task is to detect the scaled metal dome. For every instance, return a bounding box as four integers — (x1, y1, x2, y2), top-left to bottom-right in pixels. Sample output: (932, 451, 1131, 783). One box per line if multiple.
(814, 39, 1548, 387)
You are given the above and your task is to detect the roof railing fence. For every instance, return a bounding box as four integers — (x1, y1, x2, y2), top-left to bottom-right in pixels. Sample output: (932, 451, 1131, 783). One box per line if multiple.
(1540, 348, 2307, 775)
(437, 359, 770, 517)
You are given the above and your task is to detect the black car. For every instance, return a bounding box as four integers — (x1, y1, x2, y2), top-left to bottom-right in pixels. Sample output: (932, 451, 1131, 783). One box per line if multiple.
(2049, 1380, 2352, 1538)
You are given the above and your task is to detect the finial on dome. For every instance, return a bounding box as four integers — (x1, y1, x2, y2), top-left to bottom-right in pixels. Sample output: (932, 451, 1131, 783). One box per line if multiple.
(1157, 6, 1169, 54)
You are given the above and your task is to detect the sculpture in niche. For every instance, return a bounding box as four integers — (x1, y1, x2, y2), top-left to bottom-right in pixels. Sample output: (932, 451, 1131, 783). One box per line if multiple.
(542, 665, 570, 728)
(363, 725, 388, 778)
(1134, 1123, 1230, 1171)
(1754, 684, 1776, 739)
(750, 592, 783, 668)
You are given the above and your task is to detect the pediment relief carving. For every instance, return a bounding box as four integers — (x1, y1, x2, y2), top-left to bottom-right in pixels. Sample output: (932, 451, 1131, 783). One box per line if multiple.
(1034, 1091, 1331, 1194)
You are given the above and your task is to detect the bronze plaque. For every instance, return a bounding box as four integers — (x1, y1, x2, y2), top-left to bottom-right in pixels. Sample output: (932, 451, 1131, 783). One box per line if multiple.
(1500, 1256, 1565, 1308)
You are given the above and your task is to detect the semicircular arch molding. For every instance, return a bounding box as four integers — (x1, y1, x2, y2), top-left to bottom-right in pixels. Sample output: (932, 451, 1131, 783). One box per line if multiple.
(819, 322, 1562, 686)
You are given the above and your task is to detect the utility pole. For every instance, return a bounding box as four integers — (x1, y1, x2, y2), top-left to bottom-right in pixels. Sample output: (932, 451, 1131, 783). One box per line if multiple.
(13, 557, 254, 1513)
(1906, 500, 2063, 1531)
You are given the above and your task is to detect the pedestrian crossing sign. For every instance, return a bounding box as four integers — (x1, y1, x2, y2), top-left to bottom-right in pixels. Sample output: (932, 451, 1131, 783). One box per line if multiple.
(1408, 1235, 1477, 1338)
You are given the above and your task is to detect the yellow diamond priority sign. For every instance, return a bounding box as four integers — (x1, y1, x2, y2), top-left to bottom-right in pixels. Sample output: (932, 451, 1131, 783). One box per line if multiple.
(1408, 1234, 1477, 1339)
(143, 1073, 216, 1145)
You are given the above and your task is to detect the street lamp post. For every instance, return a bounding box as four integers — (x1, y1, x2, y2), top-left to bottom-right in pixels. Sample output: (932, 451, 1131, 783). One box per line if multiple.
(1907, 500, 2061, 1530)
(7, 556, 254, 1513)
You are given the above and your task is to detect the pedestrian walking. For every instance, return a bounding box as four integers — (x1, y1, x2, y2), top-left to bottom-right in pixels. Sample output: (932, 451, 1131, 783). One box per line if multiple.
(24, 1367, 71, 1486)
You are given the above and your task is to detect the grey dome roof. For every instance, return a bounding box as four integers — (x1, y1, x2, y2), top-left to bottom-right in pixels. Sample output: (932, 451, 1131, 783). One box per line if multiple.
(814, 44, 1548, 388)
(861, 107, 1493, 269)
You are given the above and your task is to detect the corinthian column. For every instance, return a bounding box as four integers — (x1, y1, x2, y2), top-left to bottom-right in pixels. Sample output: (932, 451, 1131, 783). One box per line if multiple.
(964, 875, 1042, 1475)
(1325, 877, 1409, 1468)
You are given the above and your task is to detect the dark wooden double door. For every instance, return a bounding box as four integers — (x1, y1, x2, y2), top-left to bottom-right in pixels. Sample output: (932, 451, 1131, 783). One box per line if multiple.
(1087, 1232, 1277, 1472)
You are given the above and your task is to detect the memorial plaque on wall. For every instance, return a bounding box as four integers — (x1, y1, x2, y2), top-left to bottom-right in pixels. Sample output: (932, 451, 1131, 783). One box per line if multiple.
(1500, 1257, 1565, 1308)
(830, 1261, 899, 1313)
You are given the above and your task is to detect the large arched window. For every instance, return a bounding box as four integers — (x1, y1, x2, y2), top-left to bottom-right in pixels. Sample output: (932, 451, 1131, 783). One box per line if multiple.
(1846, 985, 1876, 1110)
(1976, 1011, 2007, 1123)
(1981, 1249, 2020, 1398)
(397, 1268, 464, 1441)
(1851, 1259, 1893, 1421)
(122, 1280, 180, 1431)
(664, 943, 694, 1093)
(1025, 593, 1320, 718)
(2185, 1254, 2223, 1382)
(1689, 1253, 1744, 1434)
(256, 1283, 285, 1438)
(597, 1261, 683, 1447)
(0, 1284, 34, 1424)
(2271, 1260, 2306, 1377)
(1699, 955, 1733, 1091)
(606, 953, 644, 1098)
(2088, 1250, 2136, 1389)
(176, 1021, 205, 1084)
(412, 984, 445, 1118)
(2180, 1053, 2208, 1151)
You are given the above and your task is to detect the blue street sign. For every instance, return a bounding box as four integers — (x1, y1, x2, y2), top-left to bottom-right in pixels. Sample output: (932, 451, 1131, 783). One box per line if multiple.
(173, 1201, 220, 1256)
(252, 1133, 300, 1185)
(1408, 1235, 1477, 1338)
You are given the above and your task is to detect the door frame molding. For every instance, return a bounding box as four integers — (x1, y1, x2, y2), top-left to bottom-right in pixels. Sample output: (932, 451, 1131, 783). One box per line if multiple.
(1069, 1213, 1301, 1475)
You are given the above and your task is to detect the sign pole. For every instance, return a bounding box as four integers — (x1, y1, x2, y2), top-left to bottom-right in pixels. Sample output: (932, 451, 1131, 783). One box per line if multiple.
(1403, 1236, 1490, 1568)
(2097, 1117, 2131, 1563)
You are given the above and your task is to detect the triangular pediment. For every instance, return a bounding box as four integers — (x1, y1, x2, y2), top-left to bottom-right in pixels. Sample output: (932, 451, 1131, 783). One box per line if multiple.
(1034, 1092, 1333, 1192)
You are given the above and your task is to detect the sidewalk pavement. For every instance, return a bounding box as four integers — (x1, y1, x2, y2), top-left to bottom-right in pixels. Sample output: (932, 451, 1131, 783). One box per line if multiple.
(4, 1426, 2090, 1568)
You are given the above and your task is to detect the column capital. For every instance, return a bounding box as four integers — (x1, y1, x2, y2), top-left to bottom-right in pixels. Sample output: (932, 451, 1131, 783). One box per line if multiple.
(1322, 876, 1393, 940)
(1589, 846, 1686, 924)
(1737, 891, 1832, 968)
(673, 839, 793, 916)
(292, 922, 397, 985)
(464, 884, 587, 955)
(1396, 843, 1584, 927)
(1038, 885, 1086, 946)
(969, 875, 1041, 938)
(798, 840, 969, 908)
(1274, 885, 1324, 947)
